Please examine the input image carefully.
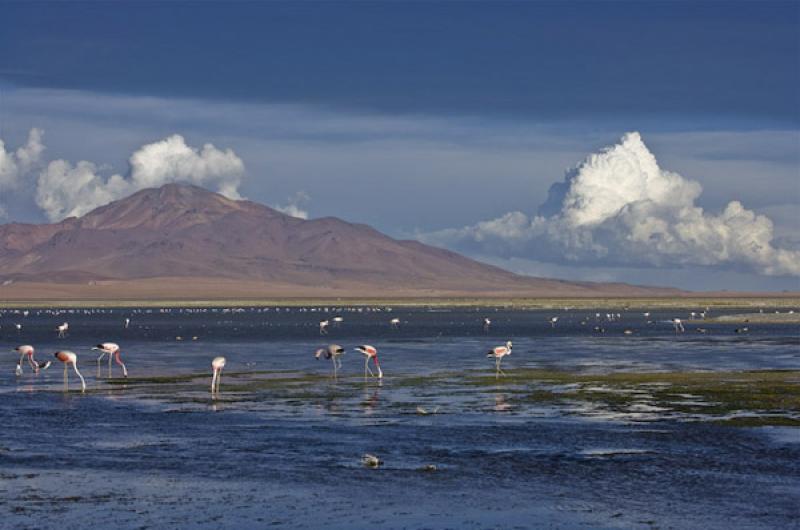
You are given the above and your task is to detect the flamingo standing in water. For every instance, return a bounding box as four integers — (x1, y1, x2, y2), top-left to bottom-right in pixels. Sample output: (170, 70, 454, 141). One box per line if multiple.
(672, 318, 685, 333)
(319, 320, 330, 335)
(315, 344, 345, 378)
(483, 318, 491, 333)
(355, 345, 383, 379)
(54, 350, 86, 392)
(56, 322, 69, 338)
(211, 356, 226, 395)
(13, 345, 51, 375)
(390, 318, 400, 329)
(487, 341, 513, 378)
(549, 316, 559, 328)
(92, 342, 128, 377)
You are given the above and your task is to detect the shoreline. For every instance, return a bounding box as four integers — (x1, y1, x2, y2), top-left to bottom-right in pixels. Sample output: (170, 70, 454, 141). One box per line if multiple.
(1, 295, 798, 309)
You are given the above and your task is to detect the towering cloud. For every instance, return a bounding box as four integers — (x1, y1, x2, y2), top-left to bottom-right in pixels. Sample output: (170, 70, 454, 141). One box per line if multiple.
(36, 134, 244, 221)
(0, 128, 45, 217)
(0, 128, 44, 189)
(422, 132, 800, 276)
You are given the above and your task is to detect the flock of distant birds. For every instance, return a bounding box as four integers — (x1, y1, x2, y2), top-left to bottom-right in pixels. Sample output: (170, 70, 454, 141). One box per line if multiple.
(4, 305, 790, 394)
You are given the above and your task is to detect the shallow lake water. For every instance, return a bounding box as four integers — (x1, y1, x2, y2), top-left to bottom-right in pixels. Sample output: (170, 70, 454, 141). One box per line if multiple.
(1, 306, 799, 529)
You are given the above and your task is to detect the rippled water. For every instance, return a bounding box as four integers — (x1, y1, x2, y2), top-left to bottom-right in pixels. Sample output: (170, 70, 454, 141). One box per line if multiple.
(1, 306, 799, 529)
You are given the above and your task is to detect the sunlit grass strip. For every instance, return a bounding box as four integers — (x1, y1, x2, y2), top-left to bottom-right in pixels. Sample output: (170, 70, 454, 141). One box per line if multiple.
(1, 296, 798, 309)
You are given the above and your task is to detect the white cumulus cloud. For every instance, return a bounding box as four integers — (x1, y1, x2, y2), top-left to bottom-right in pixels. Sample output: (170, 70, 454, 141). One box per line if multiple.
(273, 191, 310, 219)
(36, 134, 245, 221)
(422, 132, 800, 277)
(0, 128, 44, 189)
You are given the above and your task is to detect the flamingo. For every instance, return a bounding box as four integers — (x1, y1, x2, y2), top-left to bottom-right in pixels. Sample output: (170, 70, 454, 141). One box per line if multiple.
(13, 345, 51, 375)
(332, 316, 344, 327)
(355, 345, 383, 378)
(91, 342, 128, 377)
(54, 350, 86, 392)
(390, 318, 400, 329)
(56, 322, 69, 338)
(672, 318, 685, 333)
(315, 344, 345, 378)
(549, 316, 558, 328)
(211, 356, 226, 395)
(124, 318, 130, 329)
(487, 341, 512, 378)
(483, 318, 491, 333)
(361, 453, 382, 468)
(319, 320, 329, 335)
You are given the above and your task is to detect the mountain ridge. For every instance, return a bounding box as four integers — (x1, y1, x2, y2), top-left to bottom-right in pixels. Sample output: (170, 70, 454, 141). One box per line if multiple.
(0, 184, 683, 298)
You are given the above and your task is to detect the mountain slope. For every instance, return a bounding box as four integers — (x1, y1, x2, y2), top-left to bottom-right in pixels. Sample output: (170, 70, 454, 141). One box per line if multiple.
(0, 184, 681, 297)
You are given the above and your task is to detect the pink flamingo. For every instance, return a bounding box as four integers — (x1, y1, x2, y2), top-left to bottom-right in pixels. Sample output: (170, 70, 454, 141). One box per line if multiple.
(315, 344, 345, 378)
(13, 345, 51, 375)
(54, 350, 86, 392)
(355, 345, 383, 379)
(92, 342, 128, 377)
(211, 356, 226, 395)
(487, 341, 512, 378)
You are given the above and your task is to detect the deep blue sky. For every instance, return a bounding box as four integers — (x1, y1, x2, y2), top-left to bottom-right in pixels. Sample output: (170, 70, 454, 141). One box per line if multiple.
(1, 1, 798, 126)
(0, 1, 798, 291)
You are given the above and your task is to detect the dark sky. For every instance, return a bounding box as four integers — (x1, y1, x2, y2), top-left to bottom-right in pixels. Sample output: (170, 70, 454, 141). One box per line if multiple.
(0, 1, 798, 290)
(1, 1, 798, 125)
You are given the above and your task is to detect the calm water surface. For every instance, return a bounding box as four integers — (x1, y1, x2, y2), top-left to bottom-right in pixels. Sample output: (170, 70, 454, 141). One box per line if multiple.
(1, 306, 799, 529)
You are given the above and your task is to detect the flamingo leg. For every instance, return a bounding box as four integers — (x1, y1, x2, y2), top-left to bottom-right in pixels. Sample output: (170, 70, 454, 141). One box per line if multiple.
(496, 357, 506, 377)
(211, 370, 218, 394)
(332, 357, 337, 379)
(72, 363, 86, 392)
(96, 351, 107, 364)
(19, 353, 26, 372)
(364, 357, 374, 377)
(216, 369, 222, 393)
(115, 353, 128, 377)
(27, 355, 38, 372)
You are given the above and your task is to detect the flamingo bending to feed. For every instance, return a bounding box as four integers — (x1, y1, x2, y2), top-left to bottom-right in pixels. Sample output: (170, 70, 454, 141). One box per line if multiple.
(13, 345, 51, 375)
(56, 322, 69, 338)
(487, 341, 513, 378)
(211, 356, 226, 394)
(315, 344, 345, 377)
(54, 350, 86, 392)
(92, 342, 128, 377)
(355, 345, 383, 378)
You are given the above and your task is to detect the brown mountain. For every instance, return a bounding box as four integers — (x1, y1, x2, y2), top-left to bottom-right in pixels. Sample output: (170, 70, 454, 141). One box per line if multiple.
(0, 184, 681, 299)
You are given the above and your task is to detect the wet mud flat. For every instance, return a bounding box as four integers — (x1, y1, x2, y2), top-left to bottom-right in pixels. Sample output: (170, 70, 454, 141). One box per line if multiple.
(3, 368, 799, 529)
(1, 307, 798, 528)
